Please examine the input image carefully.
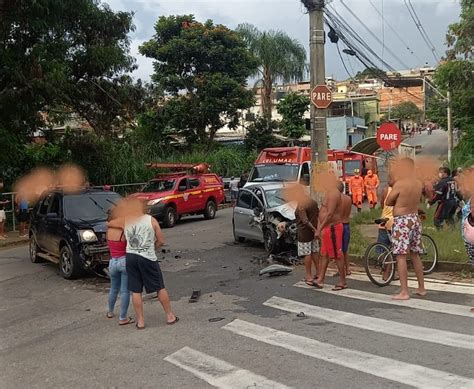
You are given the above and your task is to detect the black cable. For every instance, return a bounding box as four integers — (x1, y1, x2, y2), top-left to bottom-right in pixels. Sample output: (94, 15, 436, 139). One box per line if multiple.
(336, 42, 354, 80)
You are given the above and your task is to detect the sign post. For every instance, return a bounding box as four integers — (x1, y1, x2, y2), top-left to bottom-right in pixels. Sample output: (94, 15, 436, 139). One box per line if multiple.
(376, 122, 402, 151)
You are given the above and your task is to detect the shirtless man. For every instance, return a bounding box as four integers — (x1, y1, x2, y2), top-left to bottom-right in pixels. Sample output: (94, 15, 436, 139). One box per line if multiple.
(314, 177, 345, 290)
(338, 182, 353, 276)
(385, 158, 426, 300)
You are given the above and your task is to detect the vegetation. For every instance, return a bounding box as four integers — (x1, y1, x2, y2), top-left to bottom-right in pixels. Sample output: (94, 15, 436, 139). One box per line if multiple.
(236, 24, 306, 119)
(244, 117, 279, 151)
(139, 15, 257, 144)
(277, 92, 310, 139)
(391, 101, 421, 121)
(354, 67, 387, 80)
(446, 0, 474, 60)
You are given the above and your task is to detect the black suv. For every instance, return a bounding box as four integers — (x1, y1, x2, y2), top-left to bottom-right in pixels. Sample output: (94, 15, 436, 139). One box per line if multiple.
(29, 189, 121, 279)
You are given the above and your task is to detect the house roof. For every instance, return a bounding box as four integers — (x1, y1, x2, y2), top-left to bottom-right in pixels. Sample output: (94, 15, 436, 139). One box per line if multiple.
(350, 137, 381, 155)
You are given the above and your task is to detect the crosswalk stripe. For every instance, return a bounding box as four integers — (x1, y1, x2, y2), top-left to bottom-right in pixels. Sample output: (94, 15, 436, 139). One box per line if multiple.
(224, 319, 473, 389)
(346, 272, 474, 294)
(264, 296, 474, 350)
(164, 346, 291, 389)
(295, 281, 473, 317)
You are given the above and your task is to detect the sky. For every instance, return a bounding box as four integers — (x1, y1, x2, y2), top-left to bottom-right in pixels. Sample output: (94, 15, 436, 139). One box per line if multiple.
(106, 0, 461, 82)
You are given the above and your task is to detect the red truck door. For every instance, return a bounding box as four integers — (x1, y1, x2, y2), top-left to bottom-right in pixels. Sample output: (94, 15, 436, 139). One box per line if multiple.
(187, 176, 204, 212)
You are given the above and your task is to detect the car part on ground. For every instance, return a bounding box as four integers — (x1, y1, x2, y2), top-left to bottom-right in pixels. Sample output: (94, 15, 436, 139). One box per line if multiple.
(259, 264, 293, 277)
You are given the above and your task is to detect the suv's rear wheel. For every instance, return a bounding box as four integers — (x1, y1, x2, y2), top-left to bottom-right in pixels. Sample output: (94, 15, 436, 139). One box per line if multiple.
(204, 200, 217, 220)
(59, 245, 84, 279)
(163, 206, 177, 228)
(29, 234, 43, 263)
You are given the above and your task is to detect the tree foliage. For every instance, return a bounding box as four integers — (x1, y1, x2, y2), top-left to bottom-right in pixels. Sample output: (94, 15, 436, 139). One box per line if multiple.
(354, 67, 387, 80)
(276, 92, 309, 139)
(446, 0, 474, 60)
(244, 116, 278, 151)
(0, 0, 141, 139)
(236, 24, 306, 119)
(391, 101, 421, 121)
(140, 15, 257, 144)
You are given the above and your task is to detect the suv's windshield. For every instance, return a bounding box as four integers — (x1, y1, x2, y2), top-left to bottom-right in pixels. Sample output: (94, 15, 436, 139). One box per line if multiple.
(250, 164, 299, 182)
(264, 189, 287, 208)
(141, 179, 175, 193)
(63, 193, 121, 221)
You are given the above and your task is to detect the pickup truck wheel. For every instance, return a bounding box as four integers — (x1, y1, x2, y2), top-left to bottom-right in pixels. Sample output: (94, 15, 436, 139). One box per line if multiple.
(29, 234, 44, 263)
(204, 200, 217, 220)
(59, 245, 84, 279)
(163, 206, 177, 228)
(263, 228, 279, 254)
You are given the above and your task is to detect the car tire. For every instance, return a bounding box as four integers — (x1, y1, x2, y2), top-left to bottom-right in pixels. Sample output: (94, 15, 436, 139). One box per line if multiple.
(163, 206, 177, 228)
(263, 228, 279, 254)
(59, 244, 85, 279)
(203, 200, 217, 220)
(29, 234, 43, 263)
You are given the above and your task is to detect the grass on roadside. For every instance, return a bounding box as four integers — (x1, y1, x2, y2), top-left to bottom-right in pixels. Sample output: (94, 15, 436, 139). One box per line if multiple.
(350, 205, 468, 263)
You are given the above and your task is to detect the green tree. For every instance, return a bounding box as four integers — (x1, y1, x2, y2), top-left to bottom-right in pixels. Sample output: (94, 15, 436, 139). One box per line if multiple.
(446, 0, 474, 60)
(244, 117, 278, 151)
(0, 0, 141, 139)
(140, 15, 257, 144)
(355, 67, 387, 80)
(237, 24, 306, 120)
(276, 92, 309, 139)
(391, 101, 421, 121)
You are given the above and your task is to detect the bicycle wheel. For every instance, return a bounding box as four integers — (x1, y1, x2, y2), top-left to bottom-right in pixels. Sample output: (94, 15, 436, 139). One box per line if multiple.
(364, 242, 396, 287)
(420, 234, 438, 274)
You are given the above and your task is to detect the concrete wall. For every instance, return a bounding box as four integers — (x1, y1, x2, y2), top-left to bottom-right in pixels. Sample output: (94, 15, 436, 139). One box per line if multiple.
(327, 116, 365, 149)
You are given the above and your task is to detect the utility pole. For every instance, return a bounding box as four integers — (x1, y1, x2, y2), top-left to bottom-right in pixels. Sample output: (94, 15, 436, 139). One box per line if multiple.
(447, 90, 453, 163)
(303, 0, 328, 167)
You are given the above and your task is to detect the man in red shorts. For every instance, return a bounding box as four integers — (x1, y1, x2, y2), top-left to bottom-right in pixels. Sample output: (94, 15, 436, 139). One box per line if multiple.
(313, 176, 346, 290)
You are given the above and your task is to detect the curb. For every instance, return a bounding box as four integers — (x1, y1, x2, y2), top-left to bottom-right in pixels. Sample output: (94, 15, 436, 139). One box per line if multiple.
(0, 239, 29, 251)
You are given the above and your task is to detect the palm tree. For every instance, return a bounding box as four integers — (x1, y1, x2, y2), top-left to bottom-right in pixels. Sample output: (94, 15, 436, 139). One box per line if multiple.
(237, 23, 307, 120)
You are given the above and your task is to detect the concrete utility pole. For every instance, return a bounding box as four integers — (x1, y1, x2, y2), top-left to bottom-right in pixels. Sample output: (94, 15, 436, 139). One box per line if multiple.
(303, 0, 328, 165)
(447, 90, 453, 163)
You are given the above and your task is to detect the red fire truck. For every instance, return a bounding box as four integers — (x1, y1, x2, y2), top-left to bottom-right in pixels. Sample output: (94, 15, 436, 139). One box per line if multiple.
(246, 147, 378, 186)
(132, 163, 224, 228)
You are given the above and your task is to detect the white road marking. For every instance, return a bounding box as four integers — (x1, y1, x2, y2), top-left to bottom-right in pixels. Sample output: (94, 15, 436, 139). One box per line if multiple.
(264, 296, 474, 350)
(295, 282, 473, 317)
(164, 346, 291, 389)
(224, 320, 474, 389)
(346, 272, 474, 294)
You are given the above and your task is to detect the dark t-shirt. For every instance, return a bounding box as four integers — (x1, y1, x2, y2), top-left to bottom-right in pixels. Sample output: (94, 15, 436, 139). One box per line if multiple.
(296, 199, 319, 243)
(433, 177, 457, 202)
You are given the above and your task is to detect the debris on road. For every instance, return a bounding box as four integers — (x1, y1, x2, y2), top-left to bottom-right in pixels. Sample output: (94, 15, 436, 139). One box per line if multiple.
(259, 264, 293, 277)
(189, 289, 201, 303)
(208, 317, 225, 322)
(296, 312, 306, 318)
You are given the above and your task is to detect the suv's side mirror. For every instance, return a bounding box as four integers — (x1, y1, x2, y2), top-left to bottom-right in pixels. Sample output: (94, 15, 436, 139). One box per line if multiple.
(46, 212, 59, 220)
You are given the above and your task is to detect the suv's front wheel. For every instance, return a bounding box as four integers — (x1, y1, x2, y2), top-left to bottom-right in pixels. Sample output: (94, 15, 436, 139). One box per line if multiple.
(59, 245, 84, 279)
(29, 234, 43, 263)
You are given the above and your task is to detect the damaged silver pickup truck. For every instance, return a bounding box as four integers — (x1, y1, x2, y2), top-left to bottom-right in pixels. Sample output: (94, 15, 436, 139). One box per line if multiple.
(232, 183, 297, 253)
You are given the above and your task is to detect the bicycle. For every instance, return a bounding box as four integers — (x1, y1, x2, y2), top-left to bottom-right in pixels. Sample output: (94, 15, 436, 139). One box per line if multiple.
(363, 217, 439, 287)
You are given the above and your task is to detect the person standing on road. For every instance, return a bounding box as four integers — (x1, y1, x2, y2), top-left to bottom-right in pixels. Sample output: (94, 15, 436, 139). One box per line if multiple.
(0, 179, 9, 239)
(293, 184, 320, 286)
(229, 177, 239, 206)
(338, 182, 353, 276)
(429, 167, 458, 230)
(16, 193, 29, 238)
(364, 170, 380, 209)
(349, 169, 364, 213)
(314, 174, 346, 290)
(385, 158, 426, 300)
(106, 207, 134, 326)
(125, 198, 178, 329)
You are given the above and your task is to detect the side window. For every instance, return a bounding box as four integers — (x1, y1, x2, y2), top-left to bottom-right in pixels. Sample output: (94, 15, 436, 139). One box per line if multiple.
(48, 194, 61, 216)
(178, 178, 188, 192)
(252, 189, 264, 208)
(236, 191, 252, 209)
(189, 178, 200, 189)
(38, 195, 52, 215)
(300, 163, 310, 185)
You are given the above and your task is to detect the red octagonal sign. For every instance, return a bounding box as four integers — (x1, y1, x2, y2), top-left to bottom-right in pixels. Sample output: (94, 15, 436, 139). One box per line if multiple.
(311, 85, 332, 109)
(377, 122, 402, 151)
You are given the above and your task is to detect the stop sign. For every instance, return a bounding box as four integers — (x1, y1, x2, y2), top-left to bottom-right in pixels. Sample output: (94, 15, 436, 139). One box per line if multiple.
(311, 85, 332, 109)
(377, 122, 402, 151)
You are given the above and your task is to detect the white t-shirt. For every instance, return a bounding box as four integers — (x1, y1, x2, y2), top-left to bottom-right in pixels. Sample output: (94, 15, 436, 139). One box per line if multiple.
(125, 214, 158, 261)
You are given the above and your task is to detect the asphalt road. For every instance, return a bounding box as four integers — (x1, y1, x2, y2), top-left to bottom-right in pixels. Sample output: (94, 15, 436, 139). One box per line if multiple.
(1, 208, 473, 388)
(404, 129, 448, 159)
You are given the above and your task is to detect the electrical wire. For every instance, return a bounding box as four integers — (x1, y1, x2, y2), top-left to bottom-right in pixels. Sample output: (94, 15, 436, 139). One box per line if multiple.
(336, 42, 354, 80)
(368, 0, 424, 64)
(403, 0, 440, 62)
(338, 0, 411, 70)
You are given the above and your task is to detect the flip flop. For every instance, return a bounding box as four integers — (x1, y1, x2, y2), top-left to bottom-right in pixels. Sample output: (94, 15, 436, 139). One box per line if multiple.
(304, 280, 315, 287)
(167, 316, 179, 325)
(106, 312, 114, 319)
(119, 317, 135, 326)
(332, 285, 347, 291)
(135, 323, 146, 330)
(312, 282, 324, 289)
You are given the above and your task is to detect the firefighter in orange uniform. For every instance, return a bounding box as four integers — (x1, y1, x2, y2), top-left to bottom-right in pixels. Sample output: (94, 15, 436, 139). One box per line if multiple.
(349, 169, 365, 212)
(364, 169, 380, 209)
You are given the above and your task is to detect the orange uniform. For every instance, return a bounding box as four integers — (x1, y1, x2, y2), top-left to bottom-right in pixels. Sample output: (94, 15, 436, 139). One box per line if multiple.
(349, 175, 365, 210)
(364, 172, 380, 208)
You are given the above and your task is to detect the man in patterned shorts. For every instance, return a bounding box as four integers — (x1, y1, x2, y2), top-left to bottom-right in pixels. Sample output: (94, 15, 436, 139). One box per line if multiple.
(385, 158, 426, 300)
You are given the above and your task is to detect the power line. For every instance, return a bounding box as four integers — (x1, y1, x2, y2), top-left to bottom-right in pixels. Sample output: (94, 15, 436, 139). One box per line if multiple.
(338, 0, 411, 70)
(336, 42, 354, 80)
(403, 0, 440, 62)
(368, 0, 424, 64)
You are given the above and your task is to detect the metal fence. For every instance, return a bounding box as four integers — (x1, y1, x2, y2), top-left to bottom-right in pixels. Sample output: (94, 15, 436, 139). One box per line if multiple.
(2, 182, 147, 232)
